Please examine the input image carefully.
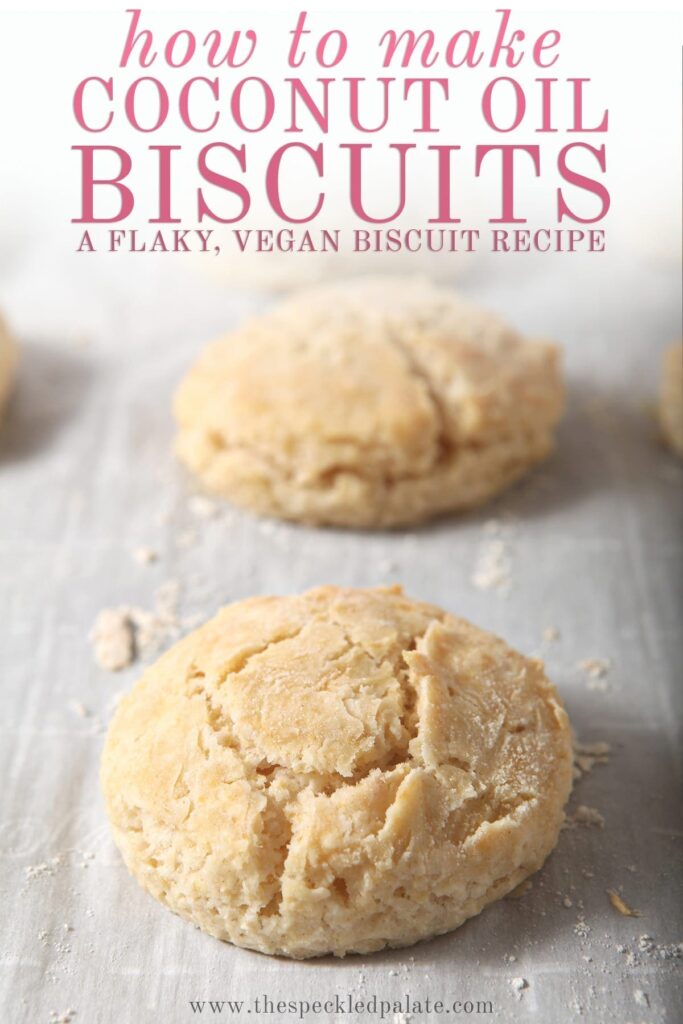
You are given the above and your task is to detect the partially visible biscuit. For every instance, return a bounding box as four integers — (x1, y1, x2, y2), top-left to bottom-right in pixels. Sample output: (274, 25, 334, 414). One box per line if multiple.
(0, 314, 17, 417)
(659, 342, 683, 457)
(101, 584, 573, 959)
(173, 278, 564, 527)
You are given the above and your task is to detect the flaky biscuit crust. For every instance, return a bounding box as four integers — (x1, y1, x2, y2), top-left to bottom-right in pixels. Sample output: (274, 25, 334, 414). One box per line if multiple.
(101, 585, 573, 959)
(173, 279, 564, 526)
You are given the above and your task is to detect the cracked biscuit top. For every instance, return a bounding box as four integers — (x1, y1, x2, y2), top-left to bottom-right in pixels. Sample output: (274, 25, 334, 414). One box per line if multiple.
(101, 585, 573, 959)
(173, 277, 564, 527)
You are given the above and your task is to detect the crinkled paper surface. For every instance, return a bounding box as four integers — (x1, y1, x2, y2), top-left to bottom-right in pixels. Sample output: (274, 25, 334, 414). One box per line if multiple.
(0, 249, 681, 1024)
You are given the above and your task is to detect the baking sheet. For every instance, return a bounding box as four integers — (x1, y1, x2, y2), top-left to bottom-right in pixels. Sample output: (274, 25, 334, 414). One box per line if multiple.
(1, 249, 681, 1024)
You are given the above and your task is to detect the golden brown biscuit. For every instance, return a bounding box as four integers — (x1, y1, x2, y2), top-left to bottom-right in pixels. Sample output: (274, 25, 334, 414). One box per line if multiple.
(173, 278, 564, 527)
(659, 342, 683, 457)
(0, 314, 17, 417)
(101, 585, 573, 959)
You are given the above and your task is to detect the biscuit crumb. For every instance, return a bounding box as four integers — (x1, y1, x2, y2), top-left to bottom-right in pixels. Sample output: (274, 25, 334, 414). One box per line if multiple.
(472, 517, 518, 595)
(139, 584, 180, 653)
(577, 658, 611, 690)
(542, 626, 560, 643)
(91, 582, 183, 671)
(90, 609, 135, 671)
(573, 739, 611, 779)
(49, 1011, 76, 1024)
(133, 546, 158, 565)
(633, 990, 649, 1008)
(570, 805, 605, 828)
(68, 701, 90, 718)
(578, 657, 610, 677)
(25, 857, 62, 881)
(607, 889, 641, 917)
(471, 538, 512, 595)
(510, 977, 528, 999)
(637, 935, 682, 961)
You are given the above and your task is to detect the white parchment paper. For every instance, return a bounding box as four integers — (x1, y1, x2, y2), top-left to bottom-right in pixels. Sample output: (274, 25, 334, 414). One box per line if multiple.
(0, 249, 681, 1024)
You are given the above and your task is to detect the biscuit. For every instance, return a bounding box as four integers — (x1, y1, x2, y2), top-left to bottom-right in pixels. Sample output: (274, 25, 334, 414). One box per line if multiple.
(0, 314, 17, 417)
(173, 278, 564, 527)
(101, 585, 573, 959)
(659, 342, 683, 457)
